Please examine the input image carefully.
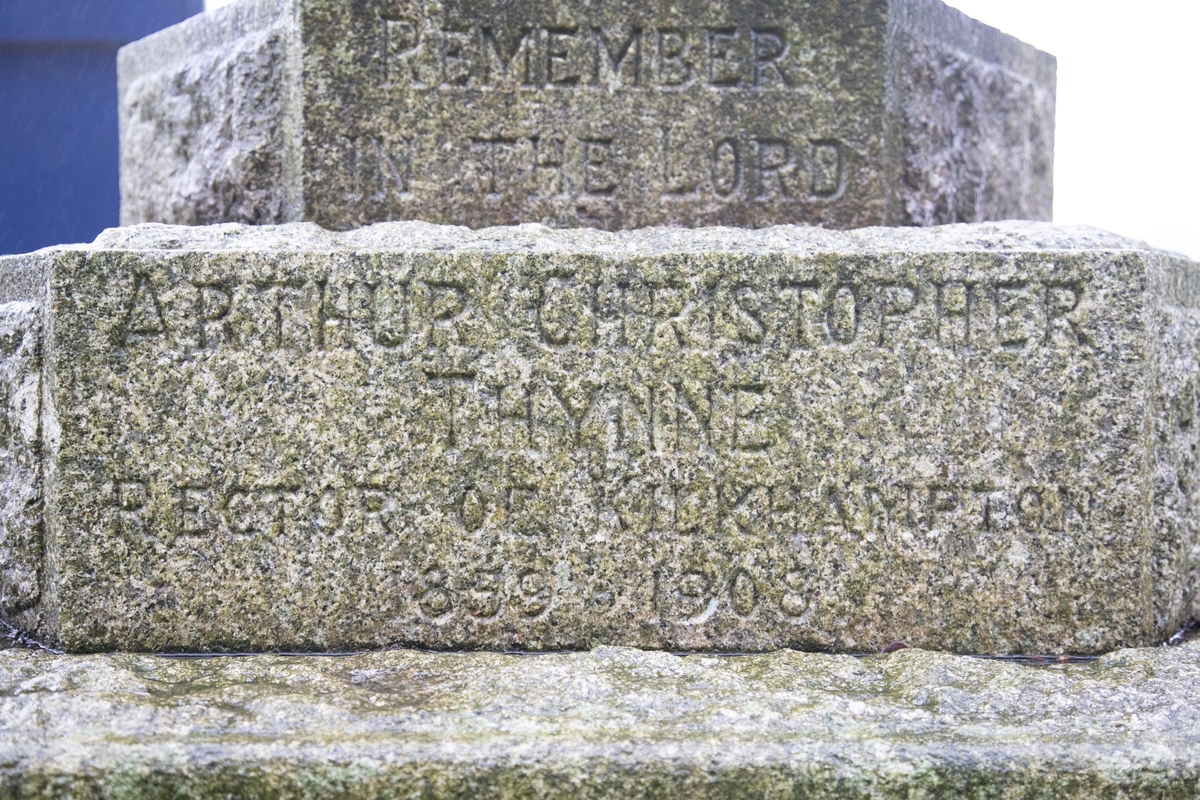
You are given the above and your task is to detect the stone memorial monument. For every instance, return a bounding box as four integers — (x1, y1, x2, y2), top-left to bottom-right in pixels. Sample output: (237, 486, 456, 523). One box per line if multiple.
(1, 222, 1197, 654)
(0, 0, 1197, 795)
(117, 0, 1054, 231)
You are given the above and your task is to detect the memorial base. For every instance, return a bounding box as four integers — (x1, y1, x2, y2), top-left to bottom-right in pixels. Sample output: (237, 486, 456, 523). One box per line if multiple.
(1, 643, 1198, 798)
(2, 221, 1198, 654)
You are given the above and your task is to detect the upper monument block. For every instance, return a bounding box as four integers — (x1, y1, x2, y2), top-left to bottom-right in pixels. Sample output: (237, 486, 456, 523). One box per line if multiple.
(118, 0, 1055, 231)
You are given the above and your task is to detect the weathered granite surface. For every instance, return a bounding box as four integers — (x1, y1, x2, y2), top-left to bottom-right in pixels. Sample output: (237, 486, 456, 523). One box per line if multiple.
(1, 221, 1198, 654)
(1, 643, 1199, 798)
(118, 0, 1055, 231)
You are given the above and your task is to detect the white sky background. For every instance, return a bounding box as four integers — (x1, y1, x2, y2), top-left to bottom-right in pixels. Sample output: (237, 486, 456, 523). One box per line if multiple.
(204, 0, 1199, 257)
(942, 0, 1199, 257)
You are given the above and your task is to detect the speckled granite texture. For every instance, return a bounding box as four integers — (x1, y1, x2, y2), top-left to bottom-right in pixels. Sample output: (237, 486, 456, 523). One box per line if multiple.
(117, 0, 1054, 231)
(0, 221, 1197, 654)
(1, 643, 1198, 798)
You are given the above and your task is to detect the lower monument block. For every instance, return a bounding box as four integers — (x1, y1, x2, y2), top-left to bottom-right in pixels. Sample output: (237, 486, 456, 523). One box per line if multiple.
(2, 644, 1198, 797)
(1, 222, 1197, 653)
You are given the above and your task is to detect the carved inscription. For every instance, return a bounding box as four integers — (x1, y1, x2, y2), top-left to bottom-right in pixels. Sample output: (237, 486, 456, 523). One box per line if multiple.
(107, 474, 1094, 627)
(453, 132, 845, 204)
(118, 271, 1091, 356)
(662, 132, 844, 201)
(109, 477, 568, 623)
(466, 135, 620, 200)
(380, 17, 799, 91)
(104, 254, 1105, 635)
(371, 9, 851, 210)
(342, 135, 414, 207)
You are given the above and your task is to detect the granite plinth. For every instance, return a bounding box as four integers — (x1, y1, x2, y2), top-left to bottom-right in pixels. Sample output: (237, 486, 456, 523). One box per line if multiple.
(0, 221, 1197, 653)
(117, 0, 1055, 231)
(1, 644, 1198, 798)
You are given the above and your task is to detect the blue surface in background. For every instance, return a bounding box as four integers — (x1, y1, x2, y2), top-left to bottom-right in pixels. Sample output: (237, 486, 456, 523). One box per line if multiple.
(0, 1, 204, 255)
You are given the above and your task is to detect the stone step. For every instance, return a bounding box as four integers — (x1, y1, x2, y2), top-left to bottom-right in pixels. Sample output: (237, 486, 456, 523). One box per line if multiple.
(1, 643, 1197, 797)
(116, 0, 1055, 231)
(1, 221, 1197, 653)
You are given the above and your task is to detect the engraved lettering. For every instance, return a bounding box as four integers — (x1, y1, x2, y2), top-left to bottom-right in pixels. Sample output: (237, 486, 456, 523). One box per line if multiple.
(613, 477, 657, 533)
(1017, 487, 1042, 527)
(753, 139, 794, 199)
(781, 568, 809, 618)
(650, 285, 697, 349)
(517, 570, 553, 617)
(581, 139, 617, 195)
(877, 283, 917, 345)
(427, 282, 467, 323)
(380, 12, 425, 87)
(417, 568, 454, 620)
(726, 485, 772, 535)
(728, 568, 759, 616)
(711, 138, 742, 197)
(930, 486, 959, 513)
(751, 29, 788, 87)
(809, 140, 843, 197)
(1045, 282, 1089, 346)
(936, 281, 972, 349)
(592, 27, 641, 86)
(469, 136, 522, 198)
(481, 27, 535, 86)
(373, 281, 410, 346)
(706, 27, 743, 87)
(123, 275, 166, 341)
(115, 480, 148, 542)
(545, 27, 582, 86)
(672, 566, 719, 625)
(730, 286, 765, 343)
(467, 571, 503, 620)
(545, 379, 601, 447)
(497, 379, 534, 450)
(785, 281, 825, 348)
(674, 381, 713, 449)
(828, 284, 858, 343)
(320, 280, 374, 350)
(539, 278, 597, 346)
(662, 126, 699, 196)
(345, 135, 413, 204)
(531, 135, 566, 197)
(315, 490, 343, 532)
(176, 486, 215, 535)
(229, 283, 317, 352)
(157, 274, 1091, 359)
(424, 370, 476, 448)
(656, 29, 693, 87)
(198, 284, 232, 349)
(377, 20, 813, 94)
(441, 27, 474, 86)
(360, 487, 406, 539)
(1050, 487, 1091, 533)
(996, 282, 1036, 348)
(676, 482, 717, 534)
(224, 487, 297, 539)
(732, 385, 773, 451)
(460, 488, 486, 531)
